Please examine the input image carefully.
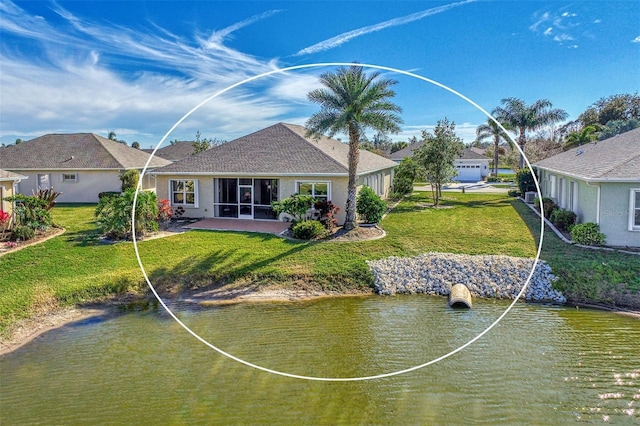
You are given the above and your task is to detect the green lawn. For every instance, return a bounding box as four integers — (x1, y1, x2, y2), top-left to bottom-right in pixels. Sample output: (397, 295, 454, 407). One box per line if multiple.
(1, 192, 638, 335)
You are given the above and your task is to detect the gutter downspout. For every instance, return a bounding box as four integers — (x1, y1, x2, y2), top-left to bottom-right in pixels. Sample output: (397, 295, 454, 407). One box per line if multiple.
(586, 181, 601, 224)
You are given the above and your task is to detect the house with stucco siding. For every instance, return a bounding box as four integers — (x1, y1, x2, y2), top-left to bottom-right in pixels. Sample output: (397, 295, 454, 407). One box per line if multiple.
(534, 127, 640, 248)
(151, 123, 397, 225)
(0, 134, 171, 203)
(0, 169, 28, 229)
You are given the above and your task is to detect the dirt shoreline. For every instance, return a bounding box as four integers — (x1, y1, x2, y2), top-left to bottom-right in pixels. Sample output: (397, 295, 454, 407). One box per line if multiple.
(2, 286, 638, 356)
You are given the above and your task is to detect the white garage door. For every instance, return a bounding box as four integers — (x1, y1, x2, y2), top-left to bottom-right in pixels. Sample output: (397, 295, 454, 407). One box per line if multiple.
(455, 164, 482, 182)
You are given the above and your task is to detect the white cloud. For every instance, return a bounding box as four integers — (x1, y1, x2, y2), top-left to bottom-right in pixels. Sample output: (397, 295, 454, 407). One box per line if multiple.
(632, 36, 640, 43)
(296, 0, 477, 55)
(529, 8, 589, 48)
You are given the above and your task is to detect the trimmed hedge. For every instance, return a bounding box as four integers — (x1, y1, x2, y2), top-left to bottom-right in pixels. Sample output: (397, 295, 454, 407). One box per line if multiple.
(570, 222, 606, 245)
(550, 208, 577, 231)
(292, 220, 326, 240)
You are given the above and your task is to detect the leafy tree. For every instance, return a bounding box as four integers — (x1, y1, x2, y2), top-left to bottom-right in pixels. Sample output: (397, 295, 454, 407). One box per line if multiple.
(390, 140, 408, 153)
(15, 138, 23, 145)
(579, 93, 640, 126)
(108, 131, 117, 141)
(597, 119, 640, 140)
(475, 114, 510, 176)
(413, 118, 463, 206)
(305, 65, 403, 230)
(494, 98, 567, 169)
(120, 169, 140, 192)
(131, 141, 141, 149)
(192, 131, 225, 154)
(562, 125, 599, 150)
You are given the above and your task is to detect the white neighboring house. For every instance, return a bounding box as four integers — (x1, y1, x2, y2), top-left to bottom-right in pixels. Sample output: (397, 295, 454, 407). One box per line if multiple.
(390, 145, 490, 182)
(534, 127, 640, 248)
(151, 123, 398, 225)
(0, 134, 172, 203)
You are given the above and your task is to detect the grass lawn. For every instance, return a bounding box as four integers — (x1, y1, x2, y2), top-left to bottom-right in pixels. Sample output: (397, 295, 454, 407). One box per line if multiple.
(1, 192, 638, 334)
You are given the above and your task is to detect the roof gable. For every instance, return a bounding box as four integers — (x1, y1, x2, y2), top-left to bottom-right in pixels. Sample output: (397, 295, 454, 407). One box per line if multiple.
(534, 128, 640, 181)
(0, 168, 27, 181)
(153, 123, 397, 175)
(389, 143, 488, 161)
(0, 133, 171, 170)
(143, 141, 197, 161)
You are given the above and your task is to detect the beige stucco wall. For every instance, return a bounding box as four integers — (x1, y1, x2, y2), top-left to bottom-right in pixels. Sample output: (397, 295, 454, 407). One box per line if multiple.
(11, 169, 156, 203)
(155, 169, 394, 225)
(1, 179, 17, 228)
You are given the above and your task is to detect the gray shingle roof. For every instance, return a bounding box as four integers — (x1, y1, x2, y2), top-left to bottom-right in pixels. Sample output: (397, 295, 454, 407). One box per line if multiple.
(142, 141, 197, 161)
(153, 123, 398, 176)
(0, 168, 27, 181)
(389, 143, 488, 161)
(0, 133, 172, 170)
(534, 127, 640, 181)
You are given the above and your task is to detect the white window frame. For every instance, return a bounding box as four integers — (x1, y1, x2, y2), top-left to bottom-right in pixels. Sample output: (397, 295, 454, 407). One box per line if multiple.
(295, 181, 331, 200)
(169, 179, 199, 208)
(61, 173, 78, 183)
(629, 188, 640, 231)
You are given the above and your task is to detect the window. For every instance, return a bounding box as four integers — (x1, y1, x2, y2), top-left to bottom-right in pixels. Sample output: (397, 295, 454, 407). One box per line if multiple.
(549, 175, 557, 199)
(62, 173, 77, 183)
(630, 189, 640, 231)
(170, 179, 198, 207)
(297, 181, 329, 201)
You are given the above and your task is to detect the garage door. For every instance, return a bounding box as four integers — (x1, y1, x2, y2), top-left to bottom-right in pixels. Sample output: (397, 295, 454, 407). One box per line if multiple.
(455, 164, 481, 182)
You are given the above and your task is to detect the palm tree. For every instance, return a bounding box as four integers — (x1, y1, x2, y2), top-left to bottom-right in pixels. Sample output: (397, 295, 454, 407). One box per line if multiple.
(475, 114, 509, 177)
(494, 97, 568, 169)
(562, 125, 599, 150)
(306, 65, 403, 230)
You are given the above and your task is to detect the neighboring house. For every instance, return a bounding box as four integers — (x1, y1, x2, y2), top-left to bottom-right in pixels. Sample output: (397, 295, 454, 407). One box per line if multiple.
(534, 127, 640, 248)
(390, 144, 490, 182)
(142, 141, 197, 162)
(0, 169, 28, 229)
(0, 134, 172, 203)
(152, 123, 398, 224)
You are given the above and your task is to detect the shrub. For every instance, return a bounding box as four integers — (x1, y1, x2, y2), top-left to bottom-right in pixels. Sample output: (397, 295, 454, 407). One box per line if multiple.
(32, 187, 61, 211)
(120, 169, 140, 192)
(550, 208, 577, 231)
(271, 194, 315, 223)
(95, 189, 159, 240)
(0, 210, 10, 238)
(507, 189, 521, 197)
(292, 220, 326, 240)
(313, 200, 340, 231)
(486, 176, 499, 183)
(391, 158, 420, 197)
(10, 225, 35, 242)
(157, 199, 173, 227)
(98, 191, 121, 200)
(570, 222, 606, 245)
(356, 186, 386, 224)
(4, 195, 53, 230)
(516, 169, 536, 195)
(534, 196, 557, 219)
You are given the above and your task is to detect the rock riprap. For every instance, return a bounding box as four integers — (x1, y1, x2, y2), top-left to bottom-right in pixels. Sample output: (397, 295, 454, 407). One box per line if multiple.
(367, 253, 566, 304)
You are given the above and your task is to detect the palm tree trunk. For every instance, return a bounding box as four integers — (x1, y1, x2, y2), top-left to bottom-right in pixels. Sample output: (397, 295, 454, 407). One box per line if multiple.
(518, 127, 526, 170)
(493, 135, 499, 177)
(344, 125, 360, 230)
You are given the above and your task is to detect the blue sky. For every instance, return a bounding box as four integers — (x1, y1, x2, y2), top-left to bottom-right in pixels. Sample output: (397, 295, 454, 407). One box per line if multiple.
(1, 0, 638, 148)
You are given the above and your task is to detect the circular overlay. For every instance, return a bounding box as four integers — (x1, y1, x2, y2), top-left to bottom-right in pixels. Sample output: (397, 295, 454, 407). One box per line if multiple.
(133, 62, 545, 382)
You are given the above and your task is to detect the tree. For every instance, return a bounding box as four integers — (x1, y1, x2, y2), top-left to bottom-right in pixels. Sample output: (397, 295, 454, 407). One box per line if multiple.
(131, 141, 140, 149)
(120, 169, 139, 192)
(413, 118, 463, 206)
(494, 97, 567, 169)
(305, 65, 403, 230)
(192, 131, 225, 154)
(108, 131, 117, 141)
(597, 118, 640, 140)
(475, 114, 509, 177)
(15, 138, 23, 145)
(562, 125, 599, 150)
(390, 140, 408, 153)
(579, 93, 640, 126)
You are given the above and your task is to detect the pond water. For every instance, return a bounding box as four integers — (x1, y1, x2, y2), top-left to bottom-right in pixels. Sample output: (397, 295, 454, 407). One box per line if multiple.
(1, 296, 638, 424)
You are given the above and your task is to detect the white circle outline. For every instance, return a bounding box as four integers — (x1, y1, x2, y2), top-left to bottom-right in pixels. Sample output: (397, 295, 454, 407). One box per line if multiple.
(133, 62, 545, 382)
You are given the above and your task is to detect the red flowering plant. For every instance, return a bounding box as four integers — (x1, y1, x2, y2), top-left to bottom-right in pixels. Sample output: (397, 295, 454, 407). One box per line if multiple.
(0, 210, 10, 240)
(157, 199, 173, 229)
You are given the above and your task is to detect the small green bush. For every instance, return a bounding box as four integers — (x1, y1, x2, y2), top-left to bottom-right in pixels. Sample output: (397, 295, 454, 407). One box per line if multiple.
(271, 194, 315, 223)
(10, 225, 35, 241)
(292, 220, 326, 240)
(550, 208, 577, 231)
(507, 189, 521, 197)
(120, 169, 140, 192)
(570, 222, 606, 245)
(95, 189, 159, 240)
(356, 186, 386, 224)
(486, 176, 499, 183)
(534, 197, 557, 219)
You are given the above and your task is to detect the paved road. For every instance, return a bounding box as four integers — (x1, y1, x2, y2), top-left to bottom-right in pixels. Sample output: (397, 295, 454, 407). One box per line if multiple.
(413, 182, 513, 193)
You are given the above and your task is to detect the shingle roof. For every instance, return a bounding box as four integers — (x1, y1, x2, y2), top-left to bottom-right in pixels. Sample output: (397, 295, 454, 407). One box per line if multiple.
(0, 168, 27, 181)
(153, 123, 398, 176)
(0, 133, 172, 170)
(142, 141, 197, 161)
(389, 142, 488, 161)
(534, 127, 640, 181)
